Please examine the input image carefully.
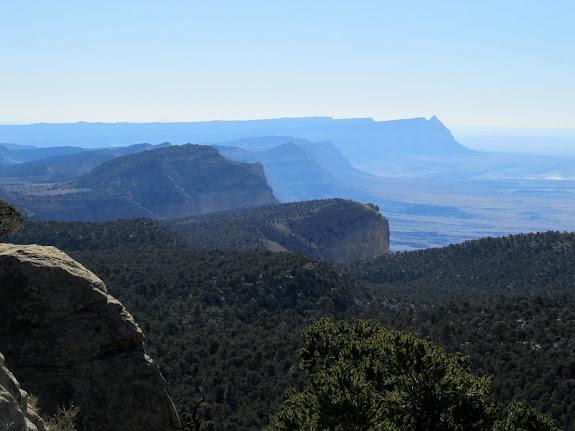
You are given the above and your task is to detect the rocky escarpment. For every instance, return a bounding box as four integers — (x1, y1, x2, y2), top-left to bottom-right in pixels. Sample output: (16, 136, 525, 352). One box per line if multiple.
(0, 352, 46, 431)
(73, 143, 278, 219)
(167, 199, 390, 263)
(261, 200, 390, 263)
(2, 144, 278, 222)
(0, 244, 180, 431)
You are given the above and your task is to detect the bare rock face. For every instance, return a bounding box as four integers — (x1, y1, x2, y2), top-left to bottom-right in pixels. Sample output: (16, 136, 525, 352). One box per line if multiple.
(256, 199, 390, 263)
(0, 352, 46, 431)
(287, 200, 390, 263)
(0, 244, 180, 431)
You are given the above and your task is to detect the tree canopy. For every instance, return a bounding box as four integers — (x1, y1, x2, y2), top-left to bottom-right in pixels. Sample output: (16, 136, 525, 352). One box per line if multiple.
(267, 319, 559, 431)
(0, 199, 24, 240)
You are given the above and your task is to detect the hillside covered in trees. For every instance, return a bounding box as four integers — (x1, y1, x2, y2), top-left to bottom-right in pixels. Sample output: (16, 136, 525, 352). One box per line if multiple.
(6, 215, 575, 430)
(165, 198, 389, 263)
(10, 198, 390, 263)
(348, 231, 575, 302)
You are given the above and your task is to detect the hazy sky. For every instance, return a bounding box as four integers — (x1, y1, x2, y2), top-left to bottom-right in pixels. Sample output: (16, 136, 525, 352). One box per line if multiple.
(1, 1, 574, 128)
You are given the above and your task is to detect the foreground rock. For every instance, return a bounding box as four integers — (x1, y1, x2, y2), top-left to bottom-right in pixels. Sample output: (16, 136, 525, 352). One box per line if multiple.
(0, 244, 180, 431)
(0, 352, 46, 431)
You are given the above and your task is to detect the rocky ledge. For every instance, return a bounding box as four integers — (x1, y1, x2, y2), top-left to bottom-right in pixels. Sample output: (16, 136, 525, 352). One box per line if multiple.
(0, 244, 180, 431)
(0, 351, 46, 431)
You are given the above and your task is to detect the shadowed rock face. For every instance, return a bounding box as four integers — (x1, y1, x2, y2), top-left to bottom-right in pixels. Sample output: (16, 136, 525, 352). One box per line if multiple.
(289, 200, 390, 263)
(267, 200, 390, 263)
(0, 244, 180, 431)
(0, 352, 46, 431)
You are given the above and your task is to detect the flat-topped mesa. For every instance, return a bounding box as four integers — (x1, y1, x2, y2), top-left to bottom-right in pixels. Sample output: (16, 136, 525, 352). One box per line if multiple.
(73, 143, 278, 219)
(3, 143, 278, 222)
(0, 244, 180, 431)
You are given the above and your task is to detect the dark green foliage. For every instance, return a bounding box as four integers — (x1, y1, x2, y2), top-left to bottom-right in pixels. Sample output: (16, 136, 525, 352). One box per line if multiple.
(267, 319, 496, 431)
(0, 199, 24, 240)
(495, 401, 561, 431)
(70, 248, 368, 431)
(8, 218, 189, 250)
(12, 220, 574, 430)
(376, 294, 575, 430)
(348, 231, 575, 302)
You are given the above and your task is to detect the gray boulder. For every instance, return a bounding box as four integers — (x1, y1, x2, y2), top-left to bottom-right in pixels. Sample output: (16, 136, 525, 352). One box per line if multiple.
(0, 244, 180, 431)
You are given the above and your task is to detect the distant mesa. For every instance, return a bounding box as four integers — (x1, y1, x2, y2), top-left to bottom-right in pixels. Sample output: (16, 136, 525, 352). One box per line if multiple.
(1, 144, 278, 222)
(0, 116, 472, 165)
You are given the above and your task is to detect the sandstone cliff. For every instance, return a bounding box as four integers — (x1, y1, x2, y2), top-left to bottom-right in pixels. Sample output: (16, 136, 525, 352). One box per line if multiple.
(0, 244, 180, 431)
(289, 200, 390, 263)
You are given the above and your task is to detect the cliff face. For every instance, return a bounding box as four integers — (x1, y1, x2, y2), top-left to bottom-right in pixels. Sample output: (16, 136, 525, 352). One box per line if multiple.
(4, 144, 278, 222)
(0, 352, 46, 431)
(290, 200, 390, 263)
(0, 244, 180, 431)
(73, 143, 278, 219)
(262, 200, 390, 263)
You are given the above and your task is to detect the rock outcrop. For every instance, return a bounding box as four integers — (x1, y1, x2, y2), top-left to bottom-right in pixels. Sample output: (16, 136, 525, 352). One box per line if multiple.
(261, 200, 390, 263)
(0, 244, 180, 431)
(289, 200, 390, 263)
(0, 352, 46, 431)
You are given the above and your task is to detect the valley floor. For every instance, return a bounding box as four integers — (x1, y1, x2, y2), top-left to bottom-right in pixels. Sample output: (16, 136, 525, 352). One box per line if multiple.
(357, 175, 575, 250)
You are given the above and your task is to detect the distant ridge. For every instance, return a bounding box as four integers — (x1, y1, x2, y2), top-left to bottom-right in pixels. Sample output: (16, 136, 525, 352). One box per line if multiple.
(0, 142, 171, 179)
(2, 144, 278, 221)
(8, 198, 390, 263)
(165, 198, 390, 263)
(0, 117, 472, 166)
(214, 137, 372, 202)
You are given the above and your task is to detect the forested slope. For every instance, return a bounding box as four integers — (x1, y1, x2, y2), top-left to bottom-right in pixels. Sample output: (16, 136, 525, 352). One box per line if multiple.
(70, 248, 368, 431)
(348, 231, 575, 302)
(8, 218, 189, 250)
(7, 219, 575, 430)
(376, 294, 575, 428)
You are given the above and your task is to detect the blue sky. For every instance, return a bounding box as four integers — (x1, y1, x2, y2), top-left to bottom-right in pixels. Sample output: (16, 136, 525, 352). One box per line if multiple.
(1, 1, 574, 128)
